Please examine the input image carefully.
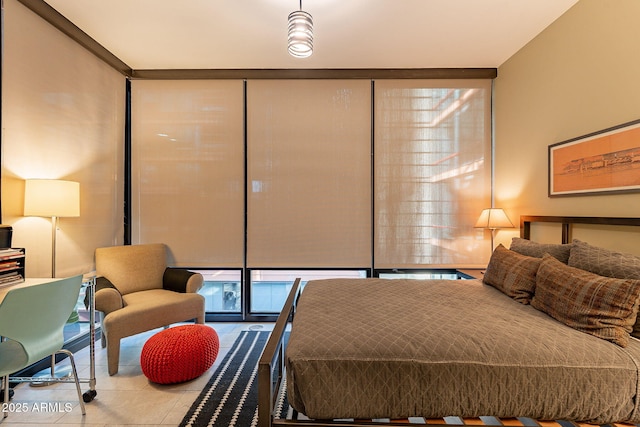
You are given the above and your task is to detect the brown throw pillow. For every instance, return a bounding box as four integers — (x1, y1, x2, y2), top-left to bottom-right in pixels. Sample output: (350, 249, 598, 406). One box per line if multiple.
(568, 239, 640, 279)
(510, 237, 572, 264)
(483, 244, 541, 304)
(531, 254, 640, 347)
(568, 239, 640, 338)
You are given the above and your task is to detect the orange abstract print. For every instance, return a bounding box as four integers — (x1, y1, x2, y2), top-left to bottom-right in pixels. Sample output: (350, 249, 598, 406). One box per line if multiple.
(550, 123, 640, 195)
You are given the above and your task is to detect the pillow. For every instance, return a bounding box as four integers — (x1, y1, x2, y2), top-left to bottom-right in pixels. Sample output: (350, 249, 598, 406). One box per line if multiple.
(510, 237, 572, 264)
(568, 239, 640, 338)
(568, 239, 640, 279)
(531, 254, 640, 347)
(482, 244, 541, 304)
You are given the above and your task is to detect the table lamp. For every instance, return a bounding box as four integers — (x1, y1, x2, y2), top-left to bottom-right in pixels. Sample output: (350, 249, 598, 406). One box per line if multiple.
(474, 208, 514, 254)
(24, 179, 80, 278)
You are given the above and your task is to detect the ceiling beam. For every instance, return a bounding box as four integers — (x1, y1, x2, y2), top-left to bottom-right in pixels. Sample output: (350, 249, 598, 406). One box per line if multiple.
(131, 68, 497, 80)
(15, 0, 133, 76)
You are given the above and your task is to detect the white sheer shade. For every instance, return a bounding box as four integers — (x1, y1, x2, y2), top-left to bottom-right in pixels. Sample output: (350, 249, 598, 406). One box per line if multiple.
(2, 0, 125, 277)
(246, 80, 372, 268)
(131, 78, 492, 270)
(131, 80, 245, 267)
(374, 80, 492, 268)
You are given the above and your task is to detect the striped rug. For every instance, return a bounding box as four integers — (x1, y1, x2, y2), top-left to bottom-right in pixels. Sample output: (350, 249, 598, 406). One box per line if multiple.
(180, 330, 269, 427)
(180, 330, 639, 427)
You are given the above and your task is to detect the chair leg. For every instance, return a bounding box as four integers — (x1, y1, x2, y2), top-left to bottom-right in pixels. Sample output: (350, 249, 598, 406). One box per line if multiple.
(107, 338, 121, 376)
(100, 312, 106, 349)
(49, 354, 57, 376)
(58, 349, 85, 415)
(2, 375, 8, 418)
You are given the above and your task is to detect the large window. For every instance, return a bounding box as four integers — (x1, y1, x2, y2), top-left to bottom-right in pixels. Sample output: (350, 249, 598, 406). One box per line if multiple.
(129, 78, 491, 319)
(249, 270, 368, 313)
(190, 270, 243, 313)
(2, 0, 126, 344)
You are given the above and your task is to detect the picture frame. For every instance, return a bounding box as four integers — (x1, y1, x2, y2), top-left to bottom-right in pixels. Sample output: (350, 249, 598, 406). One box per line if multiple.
(548, 119, 640, 197)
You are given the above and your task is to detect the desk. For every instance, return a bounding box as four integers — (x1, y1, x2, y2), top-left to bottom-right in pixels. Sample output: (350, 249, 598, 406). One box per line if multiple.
(0, 275, 97, 403)
(0, 278, 51, 301)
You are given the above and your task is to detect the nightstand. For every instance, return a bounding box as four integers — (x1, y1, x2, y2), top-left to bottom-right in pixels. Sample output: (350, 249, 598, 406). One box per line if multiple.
(456, 269, 485, 280)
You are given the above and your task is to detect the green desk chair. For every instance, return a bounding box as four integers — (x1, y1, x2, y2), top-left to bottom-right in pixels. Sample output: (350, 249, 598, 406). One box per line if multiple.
(0, 275, 86, 418)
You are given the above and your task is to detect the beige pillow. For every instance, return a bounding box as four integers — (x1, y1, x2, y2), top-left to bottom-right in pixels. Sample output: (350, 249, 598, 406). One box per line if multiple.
(483, 244, 541, 304)
(510, 237, 572, 264)
(531, 254, 640, 347)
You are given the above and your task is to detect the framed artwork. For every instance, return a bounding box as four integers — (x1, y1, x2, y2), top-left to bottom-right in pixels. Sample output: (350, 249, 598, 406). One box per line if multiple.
(548, 119, 640, 197)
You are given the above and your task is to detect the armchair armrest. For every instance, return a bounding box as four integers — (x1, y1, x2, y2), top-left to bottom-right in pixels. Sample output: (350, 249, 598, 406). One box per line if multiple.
(163, 268, 204, 293)
(93, 277, 124, 314)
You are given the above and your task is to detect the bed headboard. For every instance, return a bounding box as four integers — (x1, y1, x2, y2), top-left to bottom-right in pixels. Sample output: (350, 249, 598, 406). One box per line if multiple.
(520, 215, 640, 244)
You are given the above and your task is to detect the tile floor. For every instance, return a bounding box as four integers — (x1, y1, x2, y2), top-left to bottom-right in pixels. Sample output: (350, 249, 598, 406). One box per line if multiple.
(1, 322, 272, 426)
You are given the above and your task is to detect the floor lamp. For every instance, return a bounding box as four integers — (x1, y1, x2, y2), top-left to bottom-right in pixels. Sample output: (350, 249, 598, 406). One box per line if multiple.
(23, 179, 80, 278)
(23, 179, 80, 385)
(474, 208, 514, 256)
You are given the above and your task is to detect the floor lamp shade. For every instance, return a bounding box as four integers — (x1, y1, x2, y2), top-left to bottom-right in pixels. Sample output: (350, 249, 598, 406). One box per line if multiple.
(24, 179, 80, 278)
(24, 180, 80, 218)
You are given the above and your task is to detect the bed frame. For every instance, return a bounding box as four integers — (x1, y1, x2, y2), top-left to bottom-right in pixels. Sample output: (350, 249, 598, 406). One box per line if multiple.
(258, 215, 640, 427)
(520, 215, 640, 243)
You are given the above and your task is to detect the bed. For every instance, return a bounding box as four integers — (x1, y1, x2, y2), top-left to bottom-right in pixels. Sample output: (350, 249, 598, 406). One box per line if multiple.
(258, 215, 640, 427)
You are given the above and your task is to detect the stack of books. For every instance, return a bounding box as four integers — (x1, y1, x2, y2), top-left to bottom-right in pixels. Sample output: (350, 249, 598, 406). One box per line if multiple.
(0, 248, 25, 287)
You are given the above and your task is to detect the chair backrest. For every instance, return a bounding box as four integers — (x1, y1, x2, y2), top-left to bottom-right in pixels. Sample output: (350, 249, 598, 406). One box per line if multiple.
(95, 243, 167, 295)
(0, 274, 83, 365)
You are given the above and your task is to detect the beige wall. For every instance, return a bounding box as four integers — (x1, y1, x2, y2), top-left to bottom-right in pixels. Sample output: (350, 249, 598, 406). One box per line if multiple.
(493, 0, 640, 253)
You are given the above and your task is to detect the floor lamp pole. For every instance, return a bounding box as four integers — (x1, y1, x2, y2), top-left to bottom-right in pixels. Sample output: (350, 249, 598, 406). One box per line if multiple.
(51, 215, 58, 278)
(33, 215, 66, 386)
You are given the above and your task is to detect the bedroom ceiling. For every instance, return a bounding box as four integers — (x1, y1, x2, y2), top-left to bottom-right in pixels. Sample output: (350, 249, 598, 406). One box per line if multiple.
(42, 0, 579, 71)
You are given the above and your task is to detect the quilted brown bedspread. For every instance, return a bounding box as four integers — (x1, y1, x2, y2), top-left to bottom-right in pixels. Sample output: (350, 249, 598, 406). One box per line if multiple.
(285, 278, 640, 423)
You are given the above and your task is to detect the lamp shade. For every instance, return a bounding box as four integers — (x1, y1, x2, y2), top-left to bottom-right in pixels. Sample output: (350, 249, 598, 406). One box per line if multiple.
(24, 179, 80, 217)
(474, 208, 513, 229)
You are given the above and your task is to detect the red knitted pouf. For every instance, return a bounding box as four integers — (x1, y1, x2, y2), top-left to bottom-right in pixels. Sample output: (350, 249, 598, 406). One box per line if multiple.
(141, 325, 219, 384)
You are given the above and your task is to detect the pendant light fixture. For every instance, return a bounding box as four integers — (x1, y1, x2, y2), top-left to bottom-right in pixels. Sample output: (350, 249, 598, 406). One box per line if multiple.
(288, 0, 313, 58)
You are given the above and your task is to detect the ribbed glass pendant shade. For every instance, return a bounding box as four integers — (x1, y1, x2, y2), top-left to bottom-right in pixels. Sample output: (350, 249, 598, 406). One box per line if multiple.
(288, 10, 313, 58)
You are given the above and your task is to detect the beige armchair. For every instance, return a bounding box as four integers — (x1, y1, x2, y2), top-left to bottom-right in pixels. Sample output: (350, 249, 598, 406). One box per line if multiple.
(94, 243, 205, 375)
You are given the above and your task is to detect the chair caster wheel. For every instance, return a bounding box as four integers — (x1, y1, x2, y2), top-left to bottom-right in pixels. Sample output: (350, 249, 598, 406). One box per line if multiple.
(82, 389, 97, 402)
